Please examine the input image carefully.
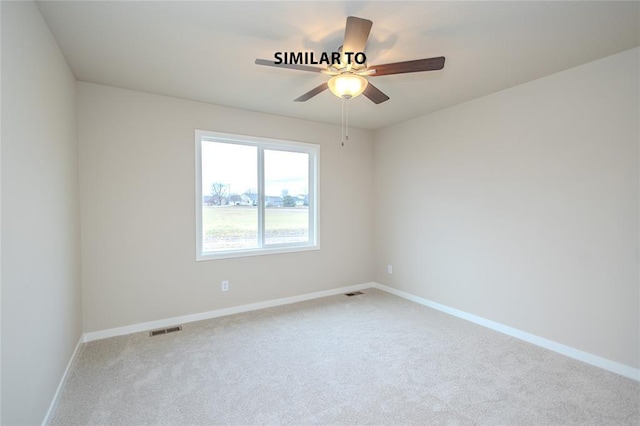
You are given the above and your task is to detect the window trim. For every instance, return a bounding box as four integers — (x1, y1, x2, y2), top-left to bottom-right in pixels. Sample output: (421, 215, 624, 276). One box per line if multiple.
(195, 130, 320, 261)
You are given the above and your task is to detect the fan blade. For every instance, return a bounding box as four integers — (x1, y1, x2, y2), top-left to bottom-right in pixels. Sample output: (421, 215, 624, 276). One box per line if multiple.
(294, 82, 329, 102)
(255, 59, 324, 73)
(370, 56, 445, 76)
(363, 82, 390, 104)
(343, 16, 372, 57)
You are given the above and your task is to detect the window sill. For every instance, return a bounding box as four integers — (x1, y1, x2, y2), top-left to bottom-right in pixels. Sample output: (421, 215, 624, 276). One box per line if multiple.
(196, 244, 319, 261)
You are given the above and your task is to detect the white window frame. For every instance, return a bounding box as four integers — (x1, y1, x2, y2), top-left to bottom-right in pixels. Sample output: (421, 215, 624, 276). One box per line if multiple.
(195, 130, 320, 261)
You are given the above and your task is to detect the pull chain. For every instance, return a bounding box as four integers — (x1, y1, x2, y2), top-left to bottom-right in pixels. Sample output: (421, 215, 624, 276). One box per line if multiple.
(346, 96, 349, 143)
(341, 96, 350, 147)
(341, 97, 345, 146)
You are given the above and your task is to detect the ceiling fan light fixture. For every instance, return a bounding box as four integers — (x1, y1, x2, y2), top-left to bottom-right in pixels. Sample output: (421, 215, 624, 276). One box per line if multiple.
(328, 73, 368, 99)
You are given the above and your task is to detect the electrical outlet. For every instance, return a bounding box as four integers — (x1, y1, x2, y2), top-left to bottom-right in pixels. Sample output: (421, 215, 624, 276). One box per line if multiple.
(387, 265, 393, 274)
(221, 280, 229, 292)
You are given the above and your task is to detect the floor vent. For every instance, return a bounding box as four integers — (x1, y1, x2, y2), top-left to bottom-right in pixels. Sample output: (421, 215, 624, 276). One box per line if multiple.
(149, 326, 182, 337)
(345, 291, 364, 297)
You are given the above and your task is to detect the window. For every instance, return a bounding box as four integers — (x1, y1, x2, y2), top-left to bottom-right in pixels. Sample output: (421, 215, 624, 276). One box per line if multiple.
(195, 130, 319, 260)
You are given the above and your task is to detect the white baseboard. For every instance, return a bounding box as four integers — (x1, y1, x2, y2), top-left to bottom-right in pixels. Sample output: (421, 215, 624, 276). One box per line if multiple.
(83, 282, 374, 342)
(372, 282, 639, 382)
(82, 281, 639, 381)
(42, 336, 84, 425)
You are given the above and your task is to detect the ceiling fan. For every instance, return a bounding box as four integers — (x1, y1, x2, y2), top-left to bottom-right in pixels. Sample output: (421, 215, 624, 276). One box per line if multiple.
(254, 16, 446, 104)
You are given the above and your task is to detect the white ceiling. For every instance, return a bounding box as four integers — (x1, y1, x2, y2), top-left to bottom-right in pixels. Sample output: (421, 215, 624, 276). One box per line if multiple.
(37, 1, 639, 130)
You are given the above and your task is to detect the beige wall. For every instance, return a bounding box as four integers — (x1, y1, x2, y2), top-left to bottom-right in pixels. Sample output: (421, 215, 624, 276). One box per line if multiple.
(374, 48, 639, 368)
(1, 1, 82, 424)
(77, 82, 374, 333)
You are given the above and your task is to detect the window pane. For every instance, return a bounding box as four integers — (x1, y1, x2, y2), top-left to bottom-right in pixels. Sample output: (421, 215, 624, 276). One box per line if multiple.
(264, 149, 309, 245)
(201, 141, 258, 251)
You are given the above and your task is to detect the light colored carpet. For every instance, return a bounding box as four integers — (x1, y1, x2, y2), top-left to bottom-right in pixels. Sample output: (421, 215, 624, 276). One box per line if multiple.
(50, 289, 638, 425)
